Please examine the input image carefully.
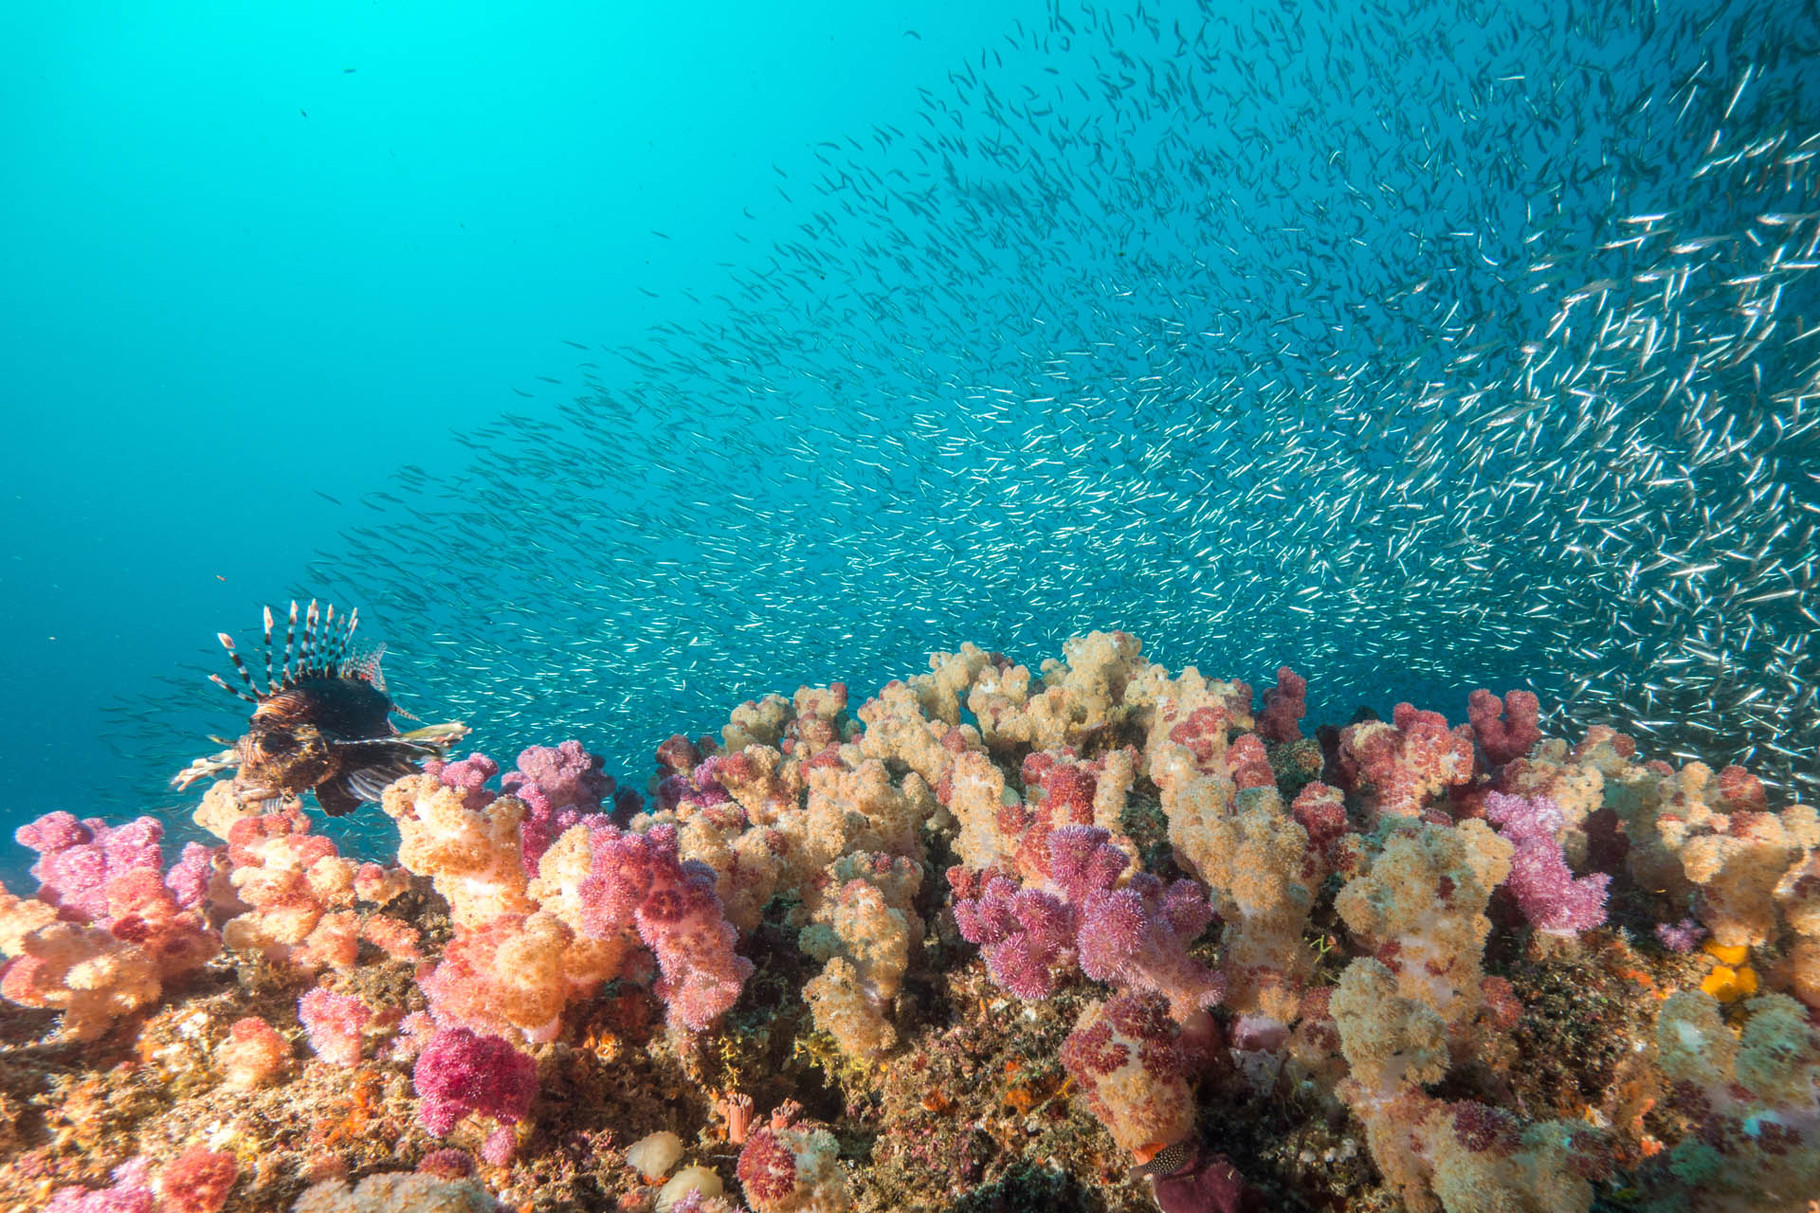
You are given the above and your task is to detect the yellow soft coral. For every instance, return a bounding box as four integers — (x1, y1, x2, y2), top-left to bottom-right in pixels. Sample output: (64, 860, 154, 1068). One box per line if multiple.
(1335, 820, 1512, 1039)
(380, 774, 534, 927)
(800, 857, 922, 1058)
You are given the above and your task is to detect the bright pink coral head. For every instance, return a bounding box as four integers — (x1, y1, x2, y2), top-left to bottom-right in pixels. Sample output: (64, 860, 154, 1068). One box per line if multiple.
(509, 740, 616, 875)
(43, 1158, 156, 1213)
(422, 752, 500, 812)
(954, 877, 1076, 1001)
(17, 812, 165, 925)
(1045, 824, 1129, 902)
(412, 1026, 539, 1136)
(1077, 872, 1223, 1020)
(505, 740, 612, 811)
(575, 822, 752, 1031)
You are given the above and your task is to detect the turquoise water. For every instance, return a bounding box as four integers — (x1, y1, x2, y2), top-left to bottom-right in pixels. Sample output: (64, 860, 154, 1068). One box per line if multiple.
(4, 0, 1817, 871)
(0, 1, 1026, 862)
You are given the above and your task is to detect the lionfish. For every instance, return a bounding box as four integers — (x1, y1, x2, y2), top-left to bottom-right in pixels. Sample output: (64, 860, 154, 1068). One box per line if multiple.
(172, 600, 469, 815)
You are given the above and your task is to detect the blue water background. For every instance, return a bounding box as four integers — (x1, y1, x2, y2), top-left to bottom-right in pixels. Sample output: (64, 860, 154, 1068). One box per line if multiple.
(2, 0, 1816, 877)
(0, 1, 1034, 874)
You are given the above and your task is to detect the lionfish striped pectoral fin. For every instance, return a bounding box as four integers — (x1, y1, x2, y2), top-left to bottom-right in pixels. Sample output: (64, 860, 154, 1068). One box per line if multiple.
(313, 771, 366, 817)
(319, 743, 436, 812)
(334, 721, 469, 757)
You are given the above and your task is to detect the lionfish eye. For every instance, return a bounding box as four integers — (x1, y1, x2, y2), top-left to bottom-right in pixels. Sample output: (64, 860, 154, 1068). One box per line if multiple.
(258, 731, 298, 757)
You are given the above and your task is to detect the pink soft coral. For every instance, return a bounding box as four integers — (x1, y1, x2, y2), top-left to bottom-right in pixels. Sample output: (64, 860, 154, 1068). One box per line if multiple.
(504, 741, 617, 875)
(1484, 791, 1609, 935)
(1468, 688, 1542, 766)
(16, 812, 165, 924)
(575, 823, 753, 1031)
(1256, 666, 1308, 743)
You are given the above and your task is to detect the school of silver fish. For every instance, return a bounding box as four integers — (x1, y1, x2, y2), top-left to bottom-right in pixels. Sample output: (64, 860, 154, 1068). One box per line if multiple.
(126, 0, 1820, 817)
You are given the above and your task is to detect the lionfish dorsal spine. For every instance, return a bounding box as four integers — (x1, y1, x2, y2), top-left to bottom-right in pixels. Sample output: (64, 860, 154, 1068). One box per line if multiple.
(217, 632, 263, 699)
(326, 603, 349, 671)
(208, 672, 259, 704)
(282, 601, 299, 684)
(303, 599, 321, 675)
(261, 605, 277, 691)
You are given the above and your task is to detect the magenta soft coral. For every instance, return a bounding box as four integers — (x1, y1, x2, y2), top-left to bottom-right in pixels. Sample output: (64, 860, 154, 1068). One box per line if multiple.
(16, 812, 165, 924)
(950, 875, 1074, 1000)
(4, 810, 220, 1010)
(412, 1026, 539, 1136)
(420, 752, 502, 812)
(1468, 688, 1542, 766)
(505, 741, 629, 874)
(1337, 703, 1475, 820)
(1256, 666, 1308, 743)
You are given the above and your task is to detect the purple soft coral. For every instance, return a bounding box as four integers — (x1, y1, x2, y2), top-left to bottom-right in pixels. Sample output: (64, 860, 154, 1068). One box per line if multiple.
(422, 752, 502, 812)
(953, 879, 1075, 1000)
(575, 823, 753, 1031)
(1077, 872, 1223, 1020)
(955, 825, 1223, 1019)
(1484, 791, 1609, 935)
(504, 741, 617, 874)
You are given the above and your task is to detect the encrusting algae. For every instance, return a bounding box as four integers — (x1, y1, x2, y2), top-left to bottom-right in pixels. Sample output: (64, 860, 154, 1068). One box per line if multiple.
(2, 628, 1817, 1212)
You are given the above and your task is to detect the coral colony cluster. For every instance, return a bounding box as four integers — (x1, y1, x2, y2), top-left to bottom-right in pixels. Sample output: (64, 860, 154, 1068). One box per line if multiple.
(1, 633, 1817, 1213)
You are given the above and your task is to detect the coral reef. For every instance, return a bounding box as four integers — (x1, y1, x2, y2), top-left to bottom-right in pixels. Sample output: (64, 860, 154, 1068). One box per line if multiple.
(0, 631, 1813, 1212)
